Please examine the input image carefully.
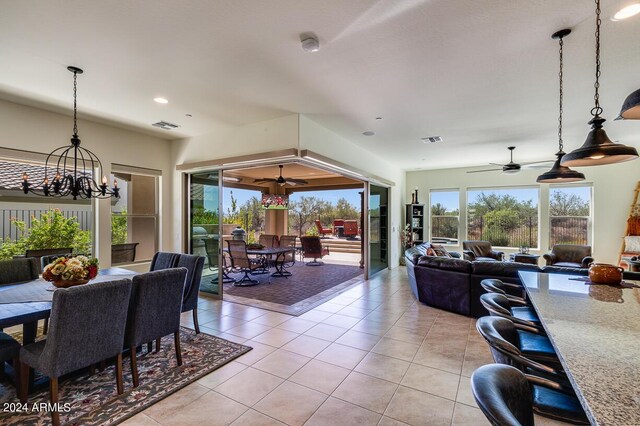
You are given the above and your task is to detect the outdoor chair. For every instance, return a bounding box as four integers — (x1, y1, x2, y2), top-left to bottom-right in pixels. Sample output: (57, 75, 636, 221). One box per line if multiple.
(24, 248, 73, 273)
(258, 234, 279, 248)
(314, 220, 333, 238)
(226, 240, 266, 285)
(543, 244, 593, 268)
(343, 220, 359, 239)
(19, 279, 132, 426)
(279, 235, 297, 269)
(111, 242, 139, 264)
(203, 237, 234, 285)
(300, 236, 330, 266)
(332, 219, 345, 236)
(463, 241, 504, 261)
(124, 268, 188, 387)
(150, 252, 205, 334)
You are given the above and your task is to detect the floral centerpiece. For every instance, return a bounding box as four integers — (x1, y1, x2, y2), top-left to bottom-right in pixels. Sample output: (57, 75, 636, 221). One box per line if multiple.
(42, 255, 99, 288)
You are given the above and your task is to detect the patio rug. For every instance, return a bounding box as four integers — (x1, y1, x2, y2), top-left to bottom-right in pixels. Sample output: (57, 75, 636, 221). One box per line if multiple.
(221, 263, 364, 315)
(0, 327, 251, 426)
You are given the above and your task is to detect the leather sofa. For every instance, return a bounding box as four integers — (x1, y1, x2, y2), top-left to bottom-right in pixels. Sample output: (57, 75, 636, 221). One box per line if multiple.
(405, 243, 590, 318)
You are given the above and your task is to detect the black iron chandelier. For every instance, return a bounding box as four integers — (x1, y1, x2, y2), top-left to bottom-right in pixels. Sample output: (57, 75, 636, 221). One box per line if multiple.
(537, 29, 585, 183)
(21, 66, 119, 200)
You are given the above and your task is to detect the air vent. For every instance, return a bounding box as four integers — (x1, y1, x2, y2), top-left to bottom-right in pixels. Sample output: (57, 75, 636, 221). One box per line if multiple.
(152, 121, 180, 130)
(422, 136, 443, 143)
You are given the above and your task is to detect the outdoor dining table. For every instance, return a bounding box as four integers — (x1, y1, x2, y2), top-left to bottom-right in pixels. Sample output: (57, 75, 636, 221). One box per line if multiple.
(225, 246, 296, 278)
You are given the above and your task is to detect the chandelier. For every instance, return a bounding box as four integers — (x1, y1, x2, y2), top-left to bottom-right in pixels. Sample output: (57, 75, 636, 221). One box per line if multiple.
(21, 66, 119, 200)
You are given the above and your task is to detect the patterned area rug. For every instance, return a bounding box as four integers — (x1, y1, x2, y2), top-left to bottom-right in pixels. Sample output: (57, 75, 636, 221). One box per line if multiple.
(221, 263, 364, 315)
(0, 328, 251, 425)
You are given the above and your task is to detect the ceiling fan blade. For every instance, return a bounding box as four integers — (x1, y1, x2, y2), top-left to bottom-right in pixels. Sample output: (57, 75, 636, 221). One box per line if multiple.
(521, 160, 555, 167)
(488, 163, 506, 167)
(466, 168, 503, 174)
(286, 178, 308, 185)
(254, 178, 277, 183)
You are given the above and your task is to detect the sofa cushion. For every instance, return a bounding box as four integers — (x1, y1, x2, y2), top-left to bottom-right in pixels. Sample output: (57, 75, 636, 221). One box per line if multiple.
(472, 261, 541, 278)
(541, 265, 588, 276)
(417, 255, 472, 273)
(431, 244, 452, 258)
(405, 243, 432, 264)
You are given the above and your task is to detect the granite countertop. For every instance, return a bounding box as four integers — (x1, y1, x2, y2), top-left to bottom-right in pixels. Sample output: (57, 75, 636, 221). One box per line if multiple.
(519, 271, 640, 426)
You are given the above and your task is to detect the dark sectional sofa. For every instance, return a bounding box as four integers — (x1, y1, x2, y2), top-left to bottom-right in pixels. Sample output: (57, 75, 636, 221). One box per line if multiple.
(405, 243, 588, 317)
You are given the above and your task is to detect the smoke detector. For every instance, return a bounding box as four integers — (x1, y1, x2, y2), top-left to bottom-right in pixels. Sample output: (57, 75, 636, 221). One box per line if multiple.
(152, 120, 180, 130)
(421, 136, 443, 143)
(301, 35, 320, 52)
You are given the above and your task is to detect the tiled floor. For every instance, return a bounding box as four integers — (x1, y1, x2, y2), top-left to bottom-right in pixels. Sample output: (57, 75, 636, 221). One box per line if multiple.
(123, 267, 563, 426)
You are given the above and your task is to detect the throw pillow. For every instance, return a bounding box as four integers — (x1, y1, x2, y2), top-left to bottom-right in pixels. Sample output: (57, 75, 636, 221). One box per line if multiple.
(426, 247, 437, 256)
(625, 236, 640, 253)
(431, 244, 452, 258)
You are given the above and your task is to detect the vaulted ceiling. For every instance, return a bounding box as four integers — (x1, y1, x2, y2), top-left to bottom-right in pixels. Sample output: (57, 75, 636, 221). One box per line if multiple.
(0, 0, 638, 170)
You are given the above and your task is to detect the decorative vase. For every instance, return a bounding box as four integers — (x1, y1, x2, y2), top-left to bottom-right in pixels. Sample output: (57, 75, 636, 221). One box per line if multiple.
(414, 189, 419, 204)
(53, 278, 89, 288)
(411, 193, 416, 204)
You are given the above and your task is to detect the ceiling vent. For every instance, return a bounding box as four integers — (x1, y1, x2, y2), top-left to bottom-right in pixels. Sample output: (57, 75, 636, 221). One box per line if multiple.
(422, 136, 443, 143)
(152, 120, 180, 130)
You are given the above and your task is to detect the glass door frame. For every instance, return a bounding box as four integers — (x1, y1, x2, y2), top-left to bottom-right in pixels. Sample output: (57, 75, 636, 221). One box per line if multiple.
(366, 182, 391, 278)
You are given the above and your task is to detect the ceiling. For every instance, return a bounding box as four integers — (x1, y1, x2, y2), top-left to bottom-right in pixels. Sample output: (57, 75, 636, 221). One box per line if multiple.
(225, 162, 360, 189)
(1, 0, 639, 171)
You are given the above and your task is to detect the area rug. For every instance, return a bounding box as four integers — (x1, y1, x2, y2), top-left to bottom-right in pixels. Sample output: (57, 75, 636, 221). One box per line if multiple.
(0, 328, 251, 426)
(221, 263, 364, 315)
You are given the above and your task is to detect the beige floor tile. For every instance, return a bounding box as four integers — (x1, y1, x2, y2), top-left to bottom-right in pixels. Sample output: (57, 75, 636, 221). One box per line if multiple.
(121, 413, 162, 425)
(197, 361, 247, 389)
(253, 381, 327, 426)
(305, 397, 381, 426)
(384, 386, 455, 426)
(298, 309, 333, 322)
(204, 330, 249, 344)
(335, 329, 382, 351)
(252, 328, 300, 347)
(456, 376, 478, 407)
(412, 346, 465, 374)
(534, 414, 575, 426)
(251, 311, 293, 327)
(215, 367, 283, 406)
(276, 317, 318, 333)
(289, 359, 351, 395)
(348, 299, 381, 311)
(332, 371, 398, 414)
(400, 363, 460, 401)
(322, 313, 361, 328)
(252, 349, 310, 379)
(304, 323, 348, 341)
(383, 325, 428, 344)
(451, 402, 491, 426)
(153, 391, 247, 426)
(226, 307, 268, 321)
(351, 319, 394, 336)
(143, 382, 209, 420)
(336, 305, 372, 319)
(355, 353, 410, 384)
(235, 341, 277, 365)
(316, 342, 368, 369)
(229, 409, 285, 426)
(225, 321, 273, 339)
(377, 416, 409, 426)
(281, 334, 331, 357)
(371, 338, 420, 362)
(200, 315, 247, 332)
(314, 302, 345, 313)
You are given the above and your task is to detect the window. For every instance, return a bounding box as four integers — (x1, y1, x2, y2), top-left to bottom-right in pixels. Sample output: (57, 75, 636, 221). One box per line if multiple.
(111, 168, 159, 264)
(430, 190, 459, 244)
(467, 186, 539, 249)
(549, 185, 592, 247)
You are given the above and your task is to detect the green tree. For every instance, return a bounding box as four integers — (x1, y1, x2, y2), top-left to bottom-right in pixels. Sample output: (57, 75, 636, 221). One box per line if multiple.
(334, 198, 360, 220)
(289, 196, 324, 236)
(549, 190, 589, 216)
(111, 208, 128, 245)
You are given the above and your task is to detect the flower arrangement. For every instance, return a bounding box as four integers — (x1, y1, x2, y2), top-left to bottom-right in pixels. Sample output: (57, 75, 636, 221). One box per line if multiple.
(42, 255, 99, 287)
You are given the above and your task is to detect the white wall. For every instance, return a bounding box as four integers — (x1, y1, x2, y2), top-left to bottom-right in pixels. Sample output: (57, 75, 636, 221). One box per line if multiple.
(0, 99, 173, 268)
(406, 160, 640, 264)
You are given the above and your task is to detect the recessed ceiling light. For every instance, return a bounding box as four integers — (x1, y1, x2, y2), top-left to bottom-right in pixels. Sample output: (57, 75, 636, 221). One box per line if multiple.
(612, 3, 640, 20)
(301, 35, 320, 52)
(154, 97, 169, 104)
(362, 131, 375, 136)
(185, 113, 193, 118)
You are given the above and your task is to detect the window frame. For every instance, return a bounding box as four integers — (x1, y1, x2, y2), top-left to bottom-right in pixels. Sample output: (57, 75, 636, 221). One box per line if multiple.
(548, 183, 594, 249)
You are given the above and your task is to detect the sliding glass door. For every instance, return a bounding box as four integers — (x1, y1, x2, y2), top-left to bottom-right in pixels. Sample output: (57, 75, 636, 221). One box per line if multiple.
(369, 184, 389, 275)
(188, 171, 221, 296)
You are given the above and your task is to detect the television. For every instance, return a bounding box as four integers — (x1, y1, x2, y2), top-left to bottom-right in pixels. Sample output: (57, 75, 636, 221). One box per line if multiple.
(261, 194, 289, 210)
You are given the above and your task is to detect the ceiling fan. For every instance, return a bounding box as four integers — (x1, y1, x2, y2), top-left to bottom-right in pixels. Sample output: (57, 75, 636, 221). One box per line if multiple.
(467, 146, 553, 174)
(254, 165, 309, 186)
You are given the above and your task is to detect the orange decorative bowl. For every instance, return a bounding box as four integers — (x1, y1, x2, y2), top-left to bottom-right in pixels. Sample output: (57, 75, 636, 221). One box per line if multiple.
(53, 278, 89, 288)
(588, 263, 624, 285)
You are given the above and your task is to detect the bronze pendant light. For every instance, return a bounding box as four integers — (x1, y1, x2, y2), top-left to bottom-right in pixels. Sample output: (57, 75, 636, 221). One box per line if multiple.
(617, 88, 640, 120)
(561, 0, 638, 167)
(537, 29, 585, 183)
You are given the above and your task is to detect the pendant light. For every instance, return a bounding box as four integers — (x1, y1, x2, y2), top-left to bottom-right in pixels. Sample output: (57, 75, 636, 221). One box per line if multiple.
(617, 88, 640, 119)
(561, 0, 638, 167)
(537, 29, 585, 183)
(21, 66, 120, 200)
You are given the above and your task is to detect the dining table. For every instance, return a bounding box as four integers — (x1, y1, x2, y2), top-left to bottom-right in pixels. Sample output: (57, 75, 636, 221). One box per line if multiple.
(518, 270, 640, 426)
(228, 247, 296, 278)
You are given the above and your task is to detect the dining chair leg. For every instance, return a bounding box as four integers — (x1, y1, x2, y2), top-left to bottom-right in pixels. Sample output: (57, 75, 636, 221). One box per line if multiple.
(19, 362, 29, 404)
(99, 360, 106, 372)
(174, 331, 183, 366)
(192, 308, 201, 334)
(155, 338, 161, 353)
(147, 342, 153, 353)
(89, 364, 96, 375)
(115, 353, 124, 395)
(130, 347, 139, 387)
(43, 318, 49, 335)
(50, 376, 60, 426)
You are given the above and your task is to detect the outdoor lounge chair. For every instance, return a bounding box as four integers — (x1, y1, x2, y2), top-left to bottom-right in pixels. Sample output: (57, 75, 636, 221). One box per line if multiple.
(300, 236, 330, 266)
(343, 220, 359, 239)
(315, 220, 333, 238)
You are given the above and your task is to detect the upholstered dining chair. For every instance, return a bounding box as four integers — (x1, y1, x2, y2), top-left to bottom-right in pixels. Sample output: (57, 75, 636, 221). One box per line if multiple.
(300, 236, 330, 266)
(0, 332, 21, 393)
(19, 279, 132, 426)
(471, 364, 535, 426)
(475, 317, 589, 424)
(226, 240, 266, 285)
(150, 252, 205, 334)
(0, 258, 49, 335)
(124, 268, 187, 387)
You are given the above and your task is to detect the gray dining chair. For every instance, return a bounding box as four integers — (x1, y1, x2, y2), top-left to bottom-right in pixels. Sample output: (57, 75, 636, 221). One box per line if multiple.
(19, 279, 132, 426)
(150, 252, 205, 334)
(124, 268, 188, 387)
(0, 258, 49, 335)
(0, 332, 21, 392)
